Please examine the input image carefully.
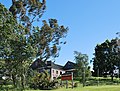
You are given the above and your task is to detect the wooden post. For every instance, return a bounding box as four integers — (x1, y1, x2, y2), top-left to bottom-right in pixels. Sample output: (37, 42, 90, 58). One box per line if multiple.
(83, 66, 85, 87)
(72, 72, 74, 89)
(97, 68, 99, 86)
(61, 73, 74, 89)
(66, 80, 68, 88)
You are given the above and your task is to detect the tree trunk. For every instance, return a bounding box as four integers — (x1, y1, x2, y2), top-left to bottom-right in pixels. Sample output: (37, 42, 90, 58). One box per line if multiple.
(12, 0, 16, 4)
(21, 74, 25, 90)
(12, 74, 17, 87)
(111, 71, 114, 81)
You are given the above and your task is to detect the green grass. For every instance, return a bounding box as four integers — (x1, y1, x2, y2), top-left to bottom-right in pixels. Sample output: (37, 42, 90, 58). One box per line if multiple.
(25, 85, 120, 91)
(1, 84, 120, 91)
(1, 77, 120, 91)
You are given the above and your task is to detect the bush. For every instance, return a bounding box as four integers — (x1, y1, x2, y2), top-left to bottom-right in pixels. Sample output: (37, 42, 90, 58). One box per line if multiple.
(49, 80, 60, 89)
(29, 80, 60, 90)
(29, 71, 60, 90)
(74, 82, 78, 87)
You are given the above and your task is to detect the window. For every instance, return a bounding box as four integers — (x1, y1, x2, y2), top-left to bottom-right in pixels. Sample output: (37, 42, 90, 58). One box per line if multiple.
(47, 61, 51, 66)
(60, 71, 62, 75)
(56, 71, 58, 74)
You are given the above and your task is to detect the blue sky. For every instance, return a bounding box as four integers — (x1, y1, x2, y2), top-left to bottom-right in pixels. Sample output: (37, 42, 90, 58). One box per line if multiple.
(1, 0, 120, 68)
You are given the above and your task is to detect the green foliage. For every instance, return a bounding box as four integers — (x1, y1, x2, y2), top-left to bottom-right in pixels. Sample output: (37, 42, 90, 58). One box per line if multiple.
(74, 51, 91, 79)
(93, 39, 120, 81)
(29, 70, 60, 90)
(0, 3, 18, 59)
(74, 82, 78, 87)
(85, 77, 120, 86)
(0, 0, 68, 90)
(28, 19, 68, 61)
(9, 0, 46, 32)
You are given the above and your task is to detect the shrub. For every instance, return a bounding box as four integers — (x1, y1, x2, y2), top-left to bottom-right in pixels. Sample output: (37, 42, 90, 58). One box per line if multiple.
(29, 70, 60, 90)
(74, 82, 78, 87)
(49, 80, 60, 89)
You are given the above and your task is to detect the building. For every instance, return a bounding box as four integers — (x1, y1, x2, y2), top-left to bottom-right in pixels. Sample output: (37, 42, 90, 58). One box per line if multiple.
(46, 61, 65, 80)
(63, 61, 76, 73)
(30, 59, 75, 80)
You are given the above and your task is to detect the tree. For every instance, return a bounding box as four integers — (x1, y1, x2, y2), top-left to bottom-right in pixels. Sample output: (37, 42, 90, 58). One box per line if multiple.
(74, 51, 91, 84)
(93, 39, 120, 81)
(29, 70, 50, 90)
(0, 0, 68, 90)
(0, 3, 33, 88)
(8, 0, 68, 62)
(116, 32, 120, 78)
(9, 0, 46, 33)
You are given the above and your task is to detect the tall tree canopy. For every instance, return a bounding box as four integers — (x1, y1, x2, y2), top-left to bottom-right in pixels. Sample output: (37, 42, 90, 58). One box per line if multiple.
(9, 0, 46, 32)
(93, 39, 120, 80)
(0, 0, 68, 89)
(7, 0, 68, 61)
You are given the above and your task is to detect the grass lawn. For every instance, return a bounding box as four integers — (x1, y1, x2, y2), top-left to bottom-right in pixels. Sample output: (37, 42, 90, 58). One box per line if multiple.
(25, 85, 120, 91)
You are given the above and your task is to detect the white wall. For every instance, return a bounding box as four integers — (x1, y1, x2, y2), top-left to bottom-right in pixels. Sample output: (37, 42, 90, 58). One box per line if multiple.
(51, 68, 65, 80)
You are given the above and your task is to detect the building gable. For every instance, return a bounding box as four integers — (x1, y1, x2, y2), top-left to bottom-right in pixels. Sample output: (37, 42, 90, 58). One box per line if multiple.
(63, 61, 75, 70)
(30, 59, 47, 70)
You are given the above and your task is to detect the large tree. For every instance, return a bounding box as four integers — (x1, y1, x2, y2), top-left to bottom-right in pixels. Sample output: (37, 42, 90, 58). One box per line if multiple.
(8, 0, 68, 62)
(0, 3, 35, 88)
(0, 0, 68, 89)
(93, 39, 120, 81)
